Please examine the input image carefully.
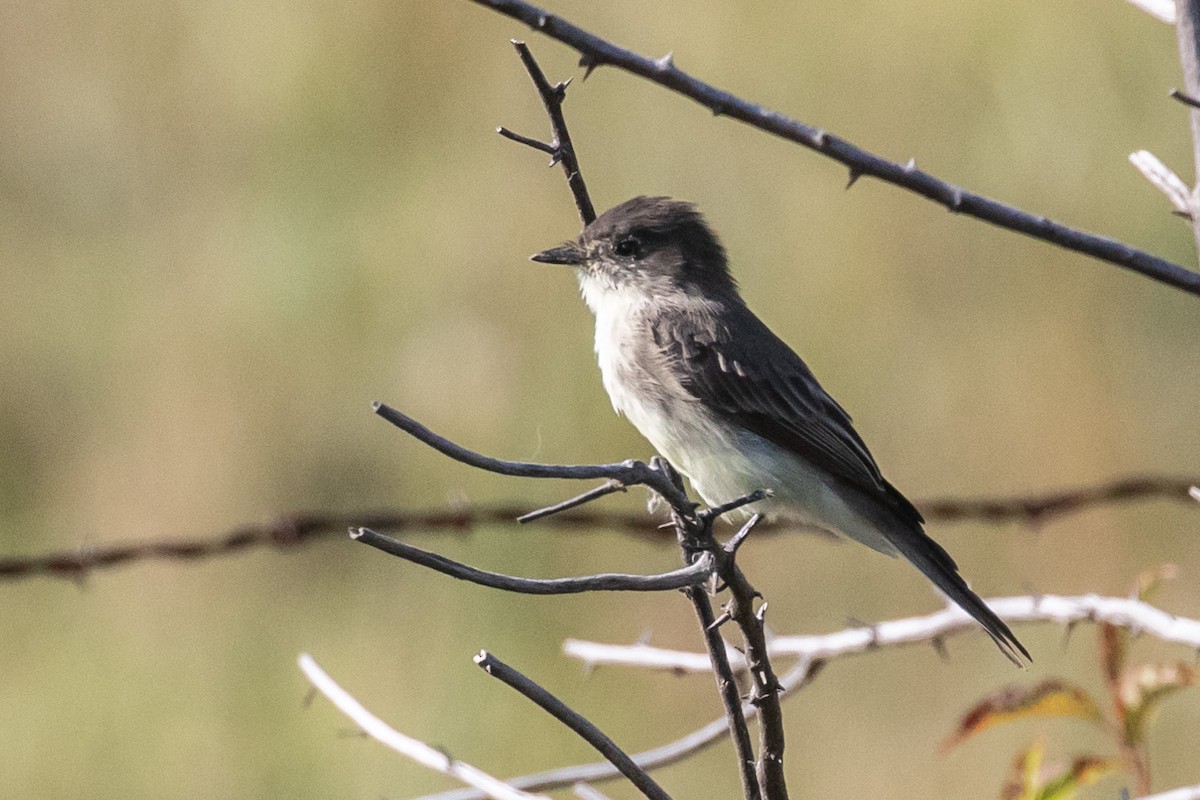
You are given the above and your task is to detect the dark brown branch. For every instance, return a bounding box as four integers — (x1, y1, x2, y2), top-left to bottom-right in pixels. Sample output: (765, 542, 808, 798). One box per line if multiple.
(373, 401, 693, 510)
(723, 561, 787, 800)
(519, 479, 627, 523)
(468, 0, 1200, 296)
(1, 475, 1193, 582)
(474, 651, 672, 800)
(353, 527, 713, 594)
(1171, 88, 1200, 110)
(685, 585, 761, 800)
(416, 659, 819, 800)
(503, 40, 596, 225)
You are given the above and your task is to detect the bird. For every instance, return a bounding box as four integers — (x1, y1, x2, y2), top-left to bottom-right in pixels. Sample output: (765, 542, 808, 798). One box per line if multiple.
(530, 195, 1029, 666)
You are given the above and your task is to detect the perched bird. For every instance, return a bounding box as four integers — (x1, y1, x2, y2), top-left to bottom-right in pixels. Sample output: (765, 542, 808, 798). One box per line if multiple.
(532, 196, 1028, 665)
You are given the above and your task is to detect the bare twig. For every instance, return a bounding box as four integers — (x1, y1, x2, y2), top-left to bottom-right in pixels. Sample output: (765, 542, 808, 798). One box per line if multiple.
(1142, 786, 1200, 800)
(353, 527, 713, 594)
(467, 0, 1200, 295)
(475, 651, 672, 800)
(297, 654, 548, 800)
(1130, 150, 1196, 218)
(564, 594, 1200, 673)
(1177, 0, 1200, 255)
(373, 402, 693, 510)
(683, 584, 761, 800)
(519, 480, 627, 523)
(415, 659, 818, 800)
(504, 40, 596, 225)
(1171, 88, 1200, 109)
(2, 475, 1193, 582)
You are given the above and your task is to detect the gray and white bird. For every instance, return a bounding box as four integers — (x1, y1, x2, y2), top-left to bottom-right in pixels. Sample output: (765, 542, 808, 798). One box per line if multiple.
(532, 195, 1028, 665)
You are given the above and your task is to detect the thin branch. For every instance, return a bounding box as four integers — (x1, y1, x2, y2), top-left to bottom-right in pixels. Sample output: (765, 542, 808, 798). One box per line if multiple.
(1128, 0, 1178, 23)
(519, 480, 626, 523)
(353, 527, 714, 594)
(505, 40, 596, 225)
(1130, 150, 1196, 218)
(475, 651, 673, 800)
(467, 0, 1200, 295)
(2, 475, 1193, 582)
(297, 653, 548, 800)
(415, 659, 817, 800)
(373, 402, 693, 510)
(1177, 0, 1200, 255)
(683, 584, 761, 800)
(1171, 88, 1200, 109)
(1142, 786, 1200, 800)
(563, 595, 1200, 673)
(722, 561, 788, 800)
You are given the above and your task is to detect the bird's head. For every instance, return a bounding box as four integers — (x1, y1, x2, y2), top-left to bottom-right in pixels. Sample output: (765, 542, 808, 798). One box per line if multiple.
(531, 196, 733, 299)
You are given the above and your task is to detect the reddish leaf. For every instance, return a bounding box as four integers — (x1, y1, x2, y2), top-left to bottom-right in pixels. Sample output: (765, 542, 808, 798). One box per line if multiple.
(943, 680, 1103, 753)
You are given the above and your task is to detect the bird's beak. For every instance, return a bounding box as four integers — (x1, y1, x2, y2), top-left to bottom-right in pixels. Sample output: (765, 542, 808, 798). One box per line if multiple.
(530, 242, 585, 266)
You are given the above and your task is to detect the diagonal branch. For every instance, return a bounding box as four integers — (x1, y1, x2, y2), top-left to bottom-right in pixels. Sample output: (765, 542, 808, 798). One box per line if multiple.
(413, 659, 818, 800)
(475, 651, 672, 800)
(298, 654, 548, 800)
(503, 40, 596, 225)
(468, 0, 1200, 296)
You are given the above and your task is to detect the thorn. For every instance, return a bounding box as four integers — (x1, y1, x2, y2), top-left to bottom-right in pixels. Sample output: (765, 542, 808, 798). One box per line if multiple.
(510, 39, 524, 46)
(707, 612, 732, 631)
(904, 157, 918, 171)
(813, 129, 828, 147)
(755, 601, 769, 623)
(553, 77, 572, 101)
(846, 168, 862, 189)
(578, 55, 599, 81)
(948, 187, 964, 212)
(536, 13, 549, 28)
(711, 103, 724, 117)
(1061, 620, 1079, 647)
(637, 629, 652, 645)
(656, 52, 674, 70)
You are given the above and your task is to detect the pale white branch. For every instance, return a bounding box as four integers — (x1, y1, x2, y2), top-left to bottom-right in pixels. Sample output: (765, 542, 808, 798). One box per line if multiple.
(1142, 785, 1200, 800)
(298, 653, 548, 800)
(1130, 150, 1196, 217)
(565, 595, 1200, 673)
(1126, 0, 1178, 23)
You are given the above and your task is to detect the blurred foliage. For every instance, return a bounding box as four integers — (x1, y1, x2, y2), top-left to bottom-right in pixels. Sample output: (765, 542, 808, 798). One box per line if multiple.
(1, 1, 1198, 798)
(945, 568, 1196, 797)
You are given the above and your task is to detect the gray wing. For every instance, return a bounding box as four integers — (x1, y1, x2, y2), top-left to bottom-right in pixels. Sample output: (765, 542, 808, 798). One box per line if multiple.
(655, 303, 924, 527)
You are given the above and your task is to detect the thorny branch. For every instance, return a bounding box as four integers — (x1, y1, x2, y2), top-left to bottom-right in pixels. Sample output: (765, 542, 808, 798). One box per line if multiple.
(373, 405, 781, 798)
(500, 40, 596, 225)
(298, 653, 547, 800)
(422, 593, 1200, 800)
(469, 0, 1200, 295)
(565, 594, 1200, 673)
(1, 475, 1194, 582)
(475, 651, 673, 800)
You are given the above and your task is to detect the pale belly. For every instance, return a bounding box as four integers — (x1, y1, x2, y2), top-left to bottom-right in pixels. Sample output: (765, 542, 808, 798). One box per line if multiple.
(614, 382, 899, 555)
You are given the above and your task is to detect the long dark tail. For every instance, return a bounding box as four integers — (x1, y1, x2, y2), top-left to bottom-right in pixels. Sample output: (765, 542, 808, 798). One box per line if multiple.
(887, 526, 1030, 667)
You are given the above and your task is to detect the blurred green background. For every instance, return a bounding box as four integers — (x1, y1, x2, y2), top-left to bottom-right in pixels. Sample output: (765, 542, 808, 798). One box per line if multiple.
(1, 1, 1198, 798)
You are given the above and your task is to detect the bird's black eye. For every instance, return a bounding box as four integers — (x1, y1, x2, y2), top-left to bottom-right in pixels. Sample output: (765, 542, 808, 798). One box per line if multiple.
(614, 236, 641, 258)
